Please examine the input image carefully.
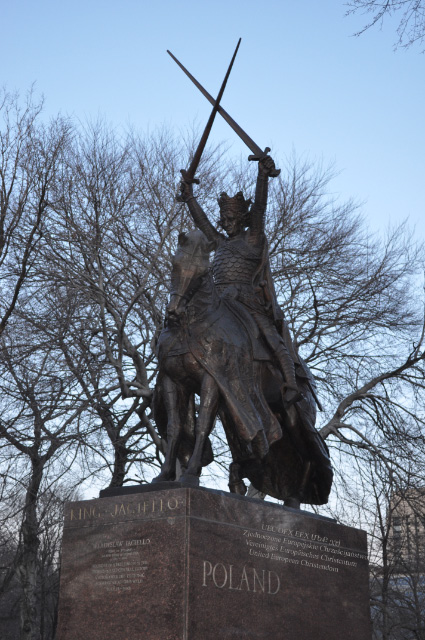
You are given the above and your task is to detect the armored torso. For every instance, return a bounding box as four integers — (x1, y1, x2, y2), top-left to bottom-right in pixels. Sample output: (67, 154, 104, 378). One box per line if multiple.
(212, 235, 263, 290)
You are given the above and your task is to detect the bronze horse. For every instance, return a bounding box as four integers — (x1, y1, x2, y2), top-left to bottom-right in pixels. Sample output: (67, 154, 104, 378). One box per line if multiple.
(152, 230, 332, 507)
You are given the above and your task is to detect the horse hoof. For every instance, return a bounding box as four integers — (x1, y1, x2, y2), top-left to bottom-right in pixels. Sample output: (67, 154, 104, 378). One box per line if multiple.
(229, 480, 247, 496)
(180, 473, 200, 487)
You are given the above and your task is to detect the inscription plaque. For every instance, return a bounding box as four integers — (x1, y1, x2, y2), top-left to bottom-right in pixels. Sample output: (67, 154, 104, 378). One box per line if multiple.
(57, 486, 372, 640)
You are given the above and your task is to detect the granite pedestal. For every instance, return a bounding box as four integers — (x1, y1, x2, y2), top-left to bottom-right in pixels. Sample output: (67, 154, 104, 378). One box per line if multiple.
(57, 484, 372, 640)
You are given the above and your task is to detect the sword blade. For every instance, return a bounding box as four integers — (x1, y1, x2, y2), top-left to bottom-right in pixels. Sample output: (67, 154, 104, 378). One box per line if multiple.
(179, 38, 241, 183)
(167, 49, 263, 159)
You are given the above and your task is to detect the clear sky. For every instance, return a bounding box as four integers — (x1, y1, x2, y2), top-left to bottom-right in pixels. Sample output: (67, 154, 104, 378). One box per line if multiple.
(1, 1, 424, 236)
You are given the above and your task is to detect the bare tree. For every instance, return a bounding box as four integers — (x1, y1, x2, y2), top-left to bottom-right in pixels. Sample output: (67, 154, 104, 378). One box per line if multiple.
(0, 321, 91, 640)
(36, 121, 227, 487)
(353, 458, 425, 639)
(1, 103, 424, 638)
(346, 0, 425, 51)
(0, 89, 70, 337)
(0, 485, 78, 640)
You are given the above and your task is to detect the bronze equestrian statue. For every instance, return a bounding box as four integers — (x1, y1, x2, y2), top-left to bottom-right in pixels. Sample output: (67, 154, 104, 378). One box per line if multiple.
(152, 220, 332, 507)
(152, 42, 332, 507)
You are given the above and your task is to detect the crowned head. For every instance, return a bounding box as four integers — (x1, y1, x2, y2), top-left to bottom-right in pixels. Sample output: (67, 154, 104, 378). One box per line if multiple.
(217, 191, 252, 236)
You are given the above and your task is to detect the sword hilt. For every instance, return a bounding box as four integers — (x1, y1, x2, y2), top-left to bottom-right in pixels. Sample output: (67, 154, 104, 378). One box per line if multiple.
(180, 168, 200, 185)
(177, 169, 200, 203)
(248, 147, 281, 177)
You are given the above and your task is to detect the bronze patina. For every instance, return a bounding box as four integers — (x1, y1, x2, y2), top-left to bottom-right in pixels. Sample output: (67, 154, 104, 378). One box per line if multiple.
(152, 44, 333, 508)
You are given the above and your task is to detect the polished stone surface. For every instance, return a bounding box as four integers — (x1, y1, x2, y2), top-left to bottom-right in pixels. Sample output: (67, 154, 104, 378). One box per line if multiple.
(57, 486, 371, 640)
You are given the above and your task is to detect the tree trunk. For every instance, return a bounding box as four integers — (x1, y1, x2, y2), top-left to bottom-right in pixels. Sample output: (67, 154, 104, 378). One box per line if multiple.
(110, 438, 129, 487)
(380, 540, 390, 640)
(18, 461, 42, 640)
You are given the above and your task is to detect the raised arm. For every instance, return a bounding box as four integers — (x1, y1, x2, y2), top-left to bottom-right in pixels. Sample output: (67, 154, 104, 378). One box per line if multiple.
(179, 179, 221, 245)
(249, 156, 278, 235)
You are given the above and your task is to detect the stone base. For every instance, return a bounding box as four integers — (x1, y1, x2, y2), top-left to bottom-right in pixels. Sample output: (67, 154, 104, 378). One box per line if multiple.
(57, 485, 372, 640)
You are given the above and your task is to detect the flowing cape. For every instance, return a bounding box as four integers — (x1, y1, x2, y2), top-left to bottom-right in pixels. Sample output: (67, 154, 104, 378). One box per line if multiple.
(156, 300, 282, 449)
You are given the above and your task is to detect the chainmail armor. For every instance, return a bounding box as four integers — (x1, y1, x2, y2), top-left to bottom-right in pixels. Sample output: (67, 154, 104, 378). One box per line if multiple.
(212, 237, 262, 287)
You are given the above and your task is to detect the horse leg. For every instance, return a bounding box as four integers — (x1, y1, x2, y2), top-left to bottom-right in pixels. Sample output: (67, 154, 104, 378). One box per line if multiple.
(181, 373, 219, 486)
(228, 462, 247, 496)
(152, 375, 186, 483)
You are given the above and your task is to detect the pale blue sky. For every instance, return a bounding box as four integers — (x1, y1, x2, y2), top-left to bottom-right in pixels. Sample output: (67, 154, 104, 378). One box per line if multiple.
(1, 1, 424, 236)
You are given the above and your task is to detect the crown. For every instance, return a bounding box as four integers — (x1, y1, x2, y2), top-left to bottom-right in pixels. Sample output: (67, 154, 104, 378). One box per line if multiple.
(217, 191, 251, 214)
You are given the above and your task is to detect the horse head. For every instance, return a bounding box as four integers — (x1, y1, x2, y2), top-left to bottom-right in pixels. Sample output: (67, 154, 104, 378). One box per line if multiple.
(166, 230, 214, 323)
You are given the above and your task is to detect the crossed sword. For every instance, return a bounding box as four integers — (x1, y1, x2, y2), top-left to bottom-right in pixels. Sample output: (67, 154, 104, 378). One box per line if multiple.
(167, 39, 280, 184)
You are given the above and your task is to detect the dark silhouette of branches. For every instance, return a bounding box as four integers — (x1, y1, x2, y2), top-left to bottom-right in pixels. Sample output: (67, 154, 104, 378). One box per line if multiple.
(347, 0, 425, 51)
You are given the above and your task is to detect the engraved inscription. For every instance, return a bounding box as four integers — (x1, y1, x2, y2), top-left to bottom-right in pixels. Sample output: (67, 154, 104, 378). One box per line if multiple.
(91, 538, 151, 593)
(202, 561, 280, 594)
(67, 496, 182, 523)
(241, 526, 367, 573)
(260, 524, 341, 546)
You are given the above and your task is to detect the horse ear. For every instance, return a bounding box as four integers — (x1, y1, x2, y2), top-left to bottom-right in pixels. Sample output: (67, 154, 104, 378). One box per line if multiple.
(178, 232, 188, 246)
